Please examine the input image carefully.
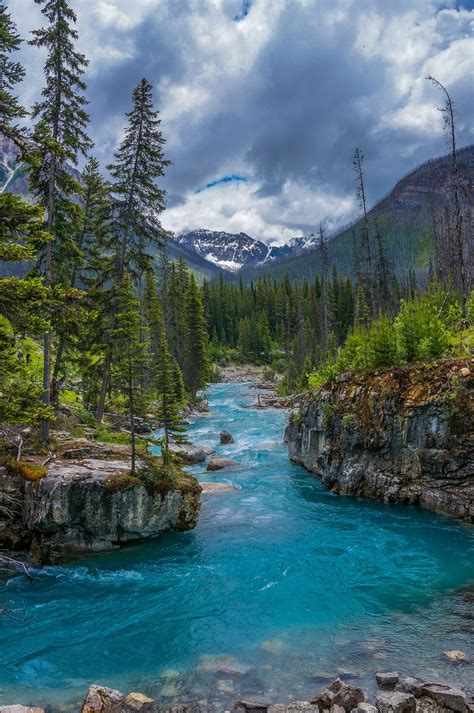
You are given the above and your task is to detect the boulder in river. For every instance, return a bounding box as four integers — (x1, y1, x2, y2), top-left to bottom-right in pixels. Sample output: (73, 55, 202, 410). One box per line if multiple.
(169, 442, 211, 464)
(220, 430, 235, 444)
(207, 458, 239, 471)
(201, 482, 240, 493)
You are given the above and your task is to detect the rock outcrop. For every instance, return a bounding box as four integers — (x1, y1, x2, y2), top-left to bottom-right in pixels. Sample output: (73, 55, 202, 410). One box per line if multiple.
(285, 360, 474, 523)
(0, 441, 202, 564)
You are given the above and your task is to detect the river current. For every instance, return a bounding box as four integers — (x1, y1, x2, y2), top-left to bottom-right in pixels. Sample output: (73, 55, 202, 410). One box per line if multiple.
(1, 382, 473, 708)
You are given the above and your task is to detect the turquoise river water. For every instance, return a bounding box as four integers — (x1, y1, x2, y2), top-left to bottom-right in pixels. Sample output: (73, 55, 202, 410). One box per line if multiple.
(1, 382, 473, 708)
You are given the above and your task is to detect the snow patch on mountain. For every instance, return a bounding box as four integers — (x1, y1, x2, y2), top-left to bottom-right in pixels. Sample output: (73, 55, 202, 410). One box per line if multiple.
(173, 229, 320, 272)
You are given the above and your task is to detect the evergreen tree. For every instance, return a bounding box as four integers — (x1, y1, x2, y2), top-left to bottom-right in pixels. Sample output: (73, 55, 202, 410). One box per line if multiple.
(0, 3, 28, 146)
(96, 79, 170, 422)
(184, 274, 210, 399)
(51, 157, 111, 402)
(156, 339, 187, 469)
(111, 271, 150, 475)
(29, 0, 92, 441)
(107, 78, 170, 276)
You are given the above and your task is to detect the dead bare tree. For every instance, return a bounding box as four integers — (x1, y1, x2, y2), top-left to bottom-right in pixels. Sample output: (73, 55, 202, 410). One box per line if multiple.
(353, 148, 375, 314)
(427, 76, 467, 308)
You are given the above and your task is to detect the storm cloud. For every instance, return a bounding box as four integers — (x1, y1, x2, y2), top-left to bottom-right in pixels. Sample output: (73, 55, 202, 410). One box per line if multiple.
(9, 0, 474, 243)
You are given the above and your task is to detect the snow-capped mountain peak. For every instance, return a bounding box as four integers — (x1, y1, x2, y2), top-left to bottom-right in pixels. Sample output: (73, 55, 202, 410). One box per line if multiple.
(172, 229, 320, 272)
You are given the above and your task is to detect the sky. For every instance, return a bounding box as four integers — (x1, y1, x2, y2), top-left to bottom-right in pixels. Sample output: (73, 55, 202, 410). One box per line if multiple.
(8, 0, 474, 245)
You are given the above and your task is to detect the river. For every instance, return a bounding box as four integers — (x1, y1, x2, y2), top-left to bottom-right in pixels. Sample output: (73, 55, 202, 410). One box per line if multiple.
(1, 382, 473, 708)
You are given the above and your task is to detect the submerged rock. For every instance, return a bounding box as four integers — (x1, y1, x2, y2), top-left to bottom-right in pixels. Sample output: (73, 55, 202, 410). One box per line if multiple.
(1, 443, 201, 564)
(207, 458, 239, 471)
(285, 359, 474, 523)
(201, 482, 240, 493)
(220, 430, 235, 444)
(0, 707, 44, 713)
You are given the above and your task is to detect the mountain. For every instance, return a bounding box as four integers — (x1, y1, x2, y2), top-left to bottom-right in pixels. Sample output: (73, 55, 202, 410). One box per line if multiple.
(243, 144, 474, 284)
(173, 229, 320, 272)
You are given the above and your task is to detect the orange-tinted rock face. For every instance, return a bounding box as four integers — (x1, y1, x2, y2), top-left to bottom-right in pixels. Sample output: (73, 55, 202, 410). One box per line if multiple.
(286, 359, 474, 523)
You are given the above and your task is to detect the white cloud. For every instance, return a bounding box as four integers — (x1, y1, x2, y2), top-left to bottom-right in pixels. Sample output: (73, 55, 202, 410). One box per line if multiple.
(163, 177, 355, 242)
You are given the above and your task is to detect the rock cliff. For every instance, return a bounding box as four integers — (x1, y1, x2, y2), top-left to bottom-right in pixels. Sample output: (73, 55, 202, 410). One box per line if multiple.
(0, 440, 202, 564)
(285, 359, 473, 523)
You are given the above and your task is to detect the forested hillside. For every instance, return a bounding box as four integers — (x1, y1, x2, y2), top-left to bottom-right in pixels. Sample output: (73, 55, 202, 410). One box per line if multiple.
(245, 144, 474, 286)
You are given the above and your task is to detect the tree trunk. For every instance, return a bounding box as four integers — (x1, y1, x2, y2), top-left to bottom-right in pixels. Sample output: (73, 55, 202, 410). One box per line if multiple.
(95, 350, 112, 422)
(128, 352, 136, 476)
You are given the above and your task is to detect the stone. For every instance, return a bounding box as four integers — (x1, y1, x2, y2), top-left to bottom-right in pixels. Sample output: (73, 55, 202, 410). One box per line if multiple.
(123, 692, 155, 711)
(0, 708, 44, 713)
(331, 682, 365, 711)
(261, 638, 285, 654)
(169, 443, 210, 464)
(220, 431, 235, 444)
(206, 458, 239, 472)
(421, 683, 467, 713)
(234, 700, 271, 713)
(268, 704, 317, 713)
(201, 482, 240, 493)
(459, 367, 470, 378)
(375, 692, 416, 713)
(81, 684, 125, 713)
(352, 705, 377, 713)
(197, 654, 250, 676)
(376, 673, 399, 691)
(330, 706, 345, 713)
(443, 650, 470, 663)
(396, 679, 424, 698)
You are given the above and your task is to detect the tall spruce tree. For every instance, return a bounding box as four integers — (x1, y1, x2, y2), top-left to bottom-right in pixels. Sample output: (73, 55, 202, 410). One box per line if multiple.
(111, 271, 150, 475)
(29, 0, 92, 441)
(0, 3, 28, 146)
(108, 78, 170, 276)
(96, 78, 170, 421)
(51, 157, 111, 402)
(184, 274, 210, 399)
(156, 337, 187, 469)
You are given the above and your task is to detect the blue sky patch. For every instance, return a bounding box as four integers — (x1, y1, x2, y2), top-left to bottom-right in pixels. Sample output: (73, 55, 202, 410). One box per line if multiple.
(195, 175, 248, 193)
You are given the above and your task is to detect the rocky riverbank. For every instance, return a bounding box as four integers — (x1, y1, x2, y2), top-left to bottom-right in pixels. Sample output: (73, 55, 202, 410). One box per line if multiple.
(0, 438, 201, 564)
(4, 670, 472, 713)
(285, 359, 473, 523)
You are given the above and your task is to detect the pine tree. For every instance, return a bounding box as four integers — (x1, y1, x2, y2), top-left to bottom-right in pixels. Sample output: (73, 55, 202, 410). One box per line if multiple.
(111, 271, 150, 475)
(51, 157, 111, 402)
(0, 3, 28, 146)
(29, 0, 92, 442)
(184, 274, 210, 399)
(172, 358, 186, 405)
(156, 339, 187, 469)
(108, 78, 170, 276)
(96, 79, 170, 422)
